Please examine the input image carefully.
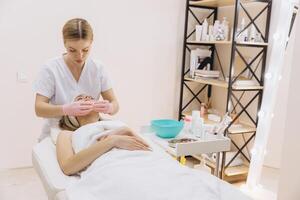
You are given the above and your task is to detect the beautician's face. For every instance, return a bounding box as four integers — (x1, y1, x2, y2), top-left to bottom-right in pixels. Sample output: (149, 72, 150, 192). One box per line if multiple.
(64, 39, 92, 65)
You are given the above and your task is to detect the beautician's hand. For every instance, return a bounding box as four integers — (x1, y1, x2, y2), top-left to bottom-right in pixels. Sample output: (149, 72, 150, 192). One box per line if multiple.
(108, 135, 151, 151)
(93, 100, 113, 114)
(62, 101, 93, 116)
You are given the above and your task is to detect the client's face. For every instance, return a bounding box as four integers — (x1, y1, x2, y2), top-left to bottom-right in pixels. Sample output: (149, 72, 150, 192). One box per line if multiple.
(75, 94, 99, 120)
(75, 94, 95, 102)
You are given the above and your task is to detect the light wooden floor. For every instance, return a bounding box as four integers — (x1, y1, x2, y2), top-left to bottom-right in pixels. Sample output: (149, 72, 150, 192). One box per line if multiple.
(0, 164, 279, 200)
(0, 167, 47, 200)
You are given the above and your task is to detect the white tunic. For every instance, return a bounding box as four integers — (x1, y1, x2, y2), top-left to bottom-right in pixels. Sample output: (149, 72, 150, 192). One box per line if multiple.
(33, 55, 112, 140)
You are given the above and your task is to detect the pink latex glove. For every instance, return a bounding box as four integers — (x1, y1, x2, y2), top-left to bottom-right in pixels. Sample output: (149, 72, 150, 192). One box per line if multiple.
(62, 101, 93, 116)
(93, 100, 113, 114)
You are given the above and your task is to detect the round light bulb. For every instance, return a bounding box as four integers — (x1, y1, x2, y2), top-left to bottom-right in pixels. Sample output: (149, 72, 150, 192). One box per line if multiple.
(273, 33, 280, 40)
(265, 73, 272, 80)
(251, 148, 257, 156)
(258, 110, 264, 118)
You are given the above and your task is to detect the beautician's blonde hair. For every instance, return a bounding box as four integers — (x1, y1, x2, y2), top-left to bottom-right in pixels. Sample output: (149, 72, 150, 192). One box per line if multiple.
(62, 18, 93, 42)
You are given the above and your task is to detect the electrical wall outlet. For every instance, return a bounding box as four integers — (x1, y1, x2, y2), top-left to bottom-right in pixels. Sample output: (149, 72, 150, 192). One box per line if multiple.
(17, 71, 28, 83)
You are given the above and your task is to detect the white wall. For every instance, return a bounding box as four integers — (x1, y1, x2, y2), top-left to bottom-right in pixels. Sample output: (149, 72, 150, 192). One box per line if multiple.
(0, 0, 185, 169)
(277, 11, 300, 199)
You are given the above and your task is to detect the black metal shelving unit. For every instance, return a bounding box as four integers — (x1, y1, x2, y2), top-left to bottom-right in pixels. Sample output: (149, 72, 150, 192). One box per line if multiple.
(178, 0, 272, 180)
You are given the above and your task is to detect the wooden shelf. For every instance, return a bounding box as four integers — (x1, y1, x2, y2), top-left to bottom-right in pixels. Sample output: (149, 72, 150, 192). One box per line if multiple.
(189, 0, 265, 7)
(236, 41, 269, 47)
(186, 40, 268, 47)
(228, 122, 256, 134)
(187, 40, 232, 45)
(232, 84, 264, 90)
(225, 165, 249, 176)
(182, 111, 220, 124)
(193, 155, 249, 177)
(182, 111, 256, 134)
(185, 77, 228, 88)
(187, 41, 268, 48)
(185, 77, 263, 90)
(190, 0, 236, 7)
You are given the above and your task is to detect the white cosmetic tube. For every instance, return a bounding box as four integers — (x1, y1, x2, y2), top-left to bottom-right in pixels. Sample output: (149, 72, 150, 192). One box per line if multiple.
(195, 25, 203, 41)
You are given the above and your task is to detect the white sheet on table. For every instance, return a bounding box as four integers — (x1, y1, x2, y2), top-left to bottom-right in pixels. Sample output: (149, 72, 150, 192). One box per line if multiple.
(65, 139, 251, 200)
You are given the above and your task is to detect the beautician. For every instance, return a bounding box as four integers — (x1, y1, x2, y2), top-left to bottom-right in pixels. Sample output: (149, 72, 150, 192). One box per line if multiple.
(33, 18, 119, 140)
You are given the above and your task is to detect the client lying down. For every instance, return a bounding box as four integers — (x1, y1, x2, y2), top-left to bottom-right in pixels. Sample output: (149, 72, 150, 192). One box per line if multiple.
(56, 94, 251, 200)
(57, 94, 151, 176)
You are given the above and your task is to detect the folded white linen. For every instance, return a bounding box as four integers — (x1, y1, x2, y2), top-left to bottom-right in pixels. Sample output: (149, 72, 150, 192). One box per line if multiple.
(71, 120, 127, 153)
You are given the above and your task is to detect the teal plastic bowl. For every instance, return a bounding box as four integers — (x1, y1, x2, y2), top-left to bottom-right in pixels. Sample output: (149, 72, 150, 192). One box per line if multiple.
(151, 119, 184, 138)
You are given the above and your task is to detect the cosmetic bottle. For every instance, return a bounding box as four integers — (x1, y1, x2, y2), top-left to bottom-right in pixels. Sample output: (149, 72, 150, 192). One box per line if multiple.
(215, 24, 225, 41)
(192, 112, 205, 139)
(207, 63, 211, 71)
(209, 25, 214, 41)
(190, 50, 196, 78)
(250, 24, 256, 42)
(255, 32, 262, 42)
(222, 17, 229, 41)
(240, 18, 248, 42)
(191, 111, 200, 135)
(213, 20, 220, 39)
(183, 116, 192, 134)
(195, 25, 203, 41)
(202, 19, 209, 41)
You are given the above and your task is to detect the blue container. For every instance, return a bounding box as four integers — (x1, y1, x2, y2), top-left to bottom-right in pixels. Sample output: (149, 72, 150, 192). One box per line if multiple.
(151, 119, 184, 138)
